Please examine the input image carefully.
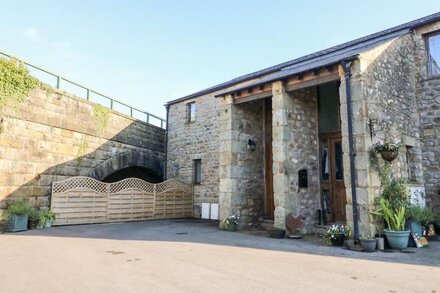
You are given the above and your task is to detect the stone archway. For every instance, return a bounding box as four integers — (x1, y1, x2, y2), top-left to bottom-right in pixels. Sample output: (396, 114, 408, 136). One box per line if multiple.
(89, 151, 164, 181)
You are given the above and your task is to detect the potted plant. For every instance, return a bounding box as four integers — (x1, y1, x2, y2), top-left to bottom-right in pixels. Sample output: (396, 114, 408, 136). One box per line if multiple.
(28, 209, 41, 230)
(359, 235, 377, 252)
(221, 213, 240, 232)
(40, 209, 56, 228)
(376, 198, 410, 250)
(325, 224, 351, 246)
(370, 208, 385, 250)
(373, 139, 401, 162)
(406, 205, 436, 239)
(3, 198, 32, 232)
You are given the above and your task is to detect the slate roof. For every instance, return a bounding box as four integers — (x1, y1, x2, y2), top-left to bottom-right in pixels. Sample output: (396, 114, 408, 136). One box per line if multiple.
(167, 11, 440, 105)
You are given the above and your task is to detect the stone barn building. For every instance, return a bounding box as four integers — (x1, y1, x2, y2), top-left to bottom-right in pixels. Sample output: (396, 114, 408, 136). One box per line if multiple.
(165, 12, 440, 236)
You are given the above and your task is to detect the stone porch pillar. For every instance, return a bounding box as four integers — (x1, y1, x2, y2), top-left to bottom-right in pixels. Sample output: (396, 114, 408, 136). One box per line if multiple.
(271, 81, 297, 229)
(218, 94, 242, 222)
(339, 62, 378, 236)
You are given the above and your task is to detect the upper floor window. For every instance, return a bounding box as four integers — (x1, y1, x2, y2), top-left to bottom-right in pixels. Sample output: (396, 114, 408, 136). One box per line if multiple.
(427, 32, 440, 77)
(187, 102, 196, 122)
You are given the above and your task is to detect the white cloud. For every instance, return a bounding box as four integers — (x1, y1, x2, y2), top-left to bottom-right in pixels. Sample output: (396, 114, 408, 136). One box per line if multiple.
(52, 41, 72, 50)
(23, 28, 41, 41)
(112, 69, 142, 79)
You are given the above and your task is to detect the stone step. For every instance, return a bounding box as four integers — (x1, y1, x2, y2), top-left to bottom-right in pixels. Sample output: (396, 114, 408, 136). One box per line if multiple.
(312, 225, 332, 236)
(258, 218, 274, 230)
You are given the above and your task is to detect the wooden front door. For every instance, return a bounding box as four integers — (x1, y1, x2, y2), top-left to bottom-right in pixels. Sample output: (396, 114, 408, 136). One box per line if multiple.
(320, 134, 346, 223)
(264, 98, 274, 219)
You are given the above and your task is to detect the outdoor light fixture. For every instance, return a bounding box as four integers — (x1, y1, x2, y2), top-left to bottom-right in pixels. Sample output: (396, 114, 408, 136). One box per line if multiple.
(368, 118, 391, 139)
(247, 139, 256, 151)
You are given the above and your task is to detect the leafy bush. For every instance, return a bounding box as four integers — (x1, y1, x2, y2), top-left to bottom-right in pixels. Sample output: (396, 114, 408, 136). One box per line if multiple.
(406, 205, 437, 225)
(28, 208, 41, 220)
(375, 198, 406, 231)
(39, 209, 56, 226)
(0, 57, 39, 111)
(3, 198, 32, 219)
(380, 178, 410, 211)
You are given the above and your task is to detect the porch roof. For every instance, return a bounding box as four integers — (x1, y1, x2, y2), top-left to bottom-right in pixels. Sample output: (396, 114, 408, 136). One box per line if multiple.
(166, 12, 440, 105)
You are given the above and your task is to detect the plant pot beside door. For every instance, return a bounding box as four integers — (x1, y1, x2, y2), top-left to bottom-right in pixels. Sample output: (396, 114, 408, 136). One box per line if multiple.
(376, 198, 410, 250)
(330, 234, 346, 246)
(383, 229, 410, 250)
(360, 237, 377, 252)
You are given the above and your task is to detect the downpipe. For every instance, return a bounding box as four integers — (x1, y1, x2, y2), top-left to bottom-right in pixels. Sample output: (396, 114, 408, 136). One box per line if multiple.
(341, 60, 360, 241)
(164, 104, 170, 181)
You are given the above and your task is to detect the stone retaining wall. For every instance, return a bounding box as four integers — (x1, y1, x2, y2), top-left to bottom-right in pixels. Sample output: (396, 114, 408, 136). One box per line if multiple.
(0, 87, 165, 209)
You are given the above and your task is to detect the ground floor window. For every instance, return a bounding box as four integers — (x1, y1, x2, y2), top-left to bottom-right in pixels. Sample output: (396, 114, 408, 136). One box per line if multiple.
(194, 159, 201, 184)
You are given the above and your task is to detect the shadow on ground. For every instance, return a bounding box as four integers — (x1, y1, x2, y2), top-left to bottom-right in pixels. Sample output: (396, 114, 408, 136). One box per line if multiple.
(5, 219, 440, 268)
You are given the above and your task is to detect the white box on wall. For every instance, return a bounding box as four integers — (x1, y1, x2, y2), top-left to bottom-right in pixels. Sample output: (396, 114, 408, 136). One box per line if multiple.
(201, 203, 210, 219)
(210, 203, 219, 220)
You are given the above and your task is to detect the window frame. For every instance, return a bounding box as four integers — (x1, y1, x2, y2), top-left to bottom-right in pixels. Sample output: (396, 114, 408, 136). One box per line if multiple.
(186, 102, 196, 123)
(426, 30, 440, 78)
(193, 159, 202, 184)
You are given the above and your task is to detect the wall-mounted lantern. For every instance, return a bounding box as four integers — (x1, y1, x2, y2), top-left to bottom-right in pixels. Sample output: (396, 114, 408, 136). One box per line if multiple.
(247, 139, 256, 151)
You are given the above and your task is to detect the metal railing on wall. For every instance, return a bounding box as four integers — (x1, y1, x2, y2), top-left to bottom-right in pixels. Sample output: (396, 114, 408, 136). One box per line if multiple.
(0, 50, 166, 129)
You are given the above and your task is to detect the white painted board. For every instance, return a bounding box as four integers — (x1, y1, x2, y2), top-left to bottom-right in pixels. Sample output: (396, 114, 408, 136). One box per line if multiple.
(201, 203, 210, 219)
(210, 203, 219, 220)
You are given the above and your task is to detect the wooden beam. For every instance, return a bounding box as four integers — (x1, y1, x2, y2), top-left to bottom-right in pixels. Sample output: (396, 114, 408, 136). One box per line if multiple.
(285, 73, 339, 93)
(234, 90, 272, 104)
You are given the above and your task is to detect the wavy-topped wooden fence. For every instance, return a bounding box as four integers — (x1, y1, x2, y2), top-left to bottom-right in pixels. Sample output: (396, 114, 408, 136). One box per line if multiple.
(51, 177, 193, 226)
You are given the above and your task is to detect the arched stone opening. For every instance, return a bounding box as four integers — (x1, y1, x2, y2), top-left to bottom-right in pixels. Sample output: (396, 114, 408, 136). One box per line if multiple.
(89, 151, 164, 182)
(102, 166, 162, 183)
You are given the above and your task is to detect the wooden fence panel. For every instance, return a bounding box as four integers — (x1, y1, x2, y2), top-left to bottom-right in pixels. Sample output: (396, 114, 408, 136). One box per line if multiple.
(51, 177, 193, 226)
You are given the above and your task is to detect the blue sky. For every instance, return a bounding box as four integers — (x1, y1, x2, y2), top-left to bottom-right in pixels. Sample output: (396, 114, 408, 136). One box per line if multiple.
(1, 1, 439, 120)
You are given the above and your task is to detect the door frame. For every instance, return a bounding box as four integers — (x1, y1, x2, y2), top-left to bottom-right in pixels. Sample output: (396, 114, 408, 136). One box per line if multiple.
(319, 132, 346, 223)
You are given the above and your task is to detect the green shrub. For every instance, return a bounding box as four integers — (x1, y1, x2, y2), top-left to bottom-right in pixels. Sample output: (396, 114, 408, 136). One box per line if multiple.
(39, 209, 56, 225)
(0, 57, 39, 111)
(406, 205, 437, 225)
(374, 198, 406, 231)
(380, 178, 410, 211)
(28, 208, 41, 220)
(3, 198, 32, 219)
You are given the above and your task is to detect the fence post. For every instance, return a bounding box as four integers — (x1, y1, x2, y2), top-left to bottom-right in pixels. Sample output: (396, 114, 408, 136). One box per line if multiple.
(153, 184, 156, 219)
(106, 183, 111, 222)
(86, 89, 90, 100)
(56, 76, 61, 89)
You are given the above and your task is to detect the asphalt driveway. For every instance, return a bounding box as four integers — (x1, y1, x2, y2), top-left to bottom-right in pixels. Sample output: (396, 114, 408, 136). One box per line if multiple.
(1, 219, 439, 292)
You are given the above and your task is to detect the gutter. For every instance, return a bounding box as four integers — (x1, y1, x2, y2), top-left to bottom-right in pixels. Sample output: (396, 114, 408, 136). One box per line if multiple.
(341, 60, 360, 240)
(164, 104, 170, 180)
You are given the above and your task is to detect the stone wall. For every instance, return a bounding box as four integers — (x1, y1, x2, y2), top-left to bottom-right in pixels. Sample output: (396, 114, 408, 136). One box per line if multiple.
(218, 99, 265, 226)
(0, 87, 165, 210)
(285, 88, 319, 232)
(166, 93, 221, 217)
(346, 34, 421, 235)
(413, 23, 440, 210)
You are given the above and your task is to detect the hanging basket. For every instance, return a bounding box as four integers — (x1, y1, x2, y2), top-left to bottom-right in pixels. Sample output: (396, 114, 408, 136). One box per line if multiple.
(380, 150, 398, 162)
